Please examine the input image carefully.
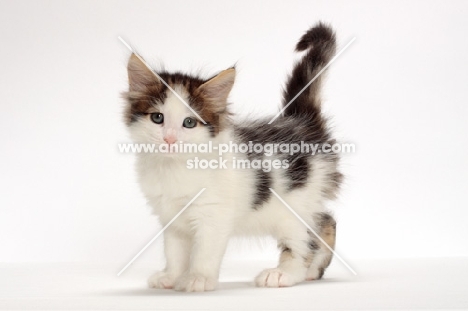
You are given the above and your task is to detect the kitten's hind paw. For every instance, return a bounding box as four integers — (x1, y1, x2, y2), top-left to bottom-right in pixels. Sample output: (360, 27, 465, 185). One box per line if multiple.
(255, 268, 297, 288)
(306, 266, 326, 281)
(148, 271, 176, 289)
(174, 274, 217, 292)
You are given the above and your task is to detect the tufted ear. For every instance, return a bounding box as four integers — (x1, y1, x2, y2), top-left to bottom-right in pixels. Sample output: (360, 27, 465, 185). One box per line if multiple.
(127, 53, 159, 92)
(197, 68, 236, 111)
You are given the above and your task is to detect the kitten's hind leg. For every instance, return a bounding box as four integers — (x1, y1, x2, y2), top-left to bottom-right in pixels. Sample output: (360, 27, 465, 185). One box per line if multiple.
(255, 225, 310, 287)
(305, 212, 336, 281)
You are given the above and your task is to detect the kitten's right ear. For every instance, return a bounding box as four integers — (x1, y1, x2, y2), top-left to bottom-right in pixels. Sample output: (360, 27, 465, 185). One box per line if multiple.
(127, 53, 158, 92)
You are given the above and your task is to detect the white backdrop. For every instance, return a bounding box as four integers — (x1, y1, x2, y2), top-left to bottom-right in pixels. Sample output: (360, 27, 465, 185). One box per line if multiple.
(1, 0, 467, 264)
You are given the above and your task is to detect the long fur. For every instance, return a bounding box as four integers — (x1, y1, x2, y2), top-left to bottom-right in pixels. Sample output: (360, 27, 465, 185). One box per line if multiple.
(122, 22, 342, 292)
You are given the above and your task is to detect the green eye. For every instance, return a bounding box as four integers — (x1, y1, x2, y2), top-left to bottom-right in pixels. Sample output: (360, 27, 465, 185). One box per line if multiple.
(150, 113, 164, 124)
(183, 117, 197, 128)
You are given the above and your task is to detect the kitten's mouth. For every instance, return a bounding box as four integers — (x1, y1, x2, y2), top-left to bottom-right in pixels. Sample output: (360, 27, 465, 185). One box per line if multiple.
(167, 145, 179, 154)
(158, 143, 183, 157)
(157, 143, 180, 154)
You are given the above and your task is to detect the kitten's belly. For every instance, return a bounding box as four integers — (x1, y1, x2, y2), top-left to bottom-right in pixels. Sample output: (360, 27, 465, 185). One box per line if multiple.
(232, 183, 327, 237)
(136, 154, 329, 237)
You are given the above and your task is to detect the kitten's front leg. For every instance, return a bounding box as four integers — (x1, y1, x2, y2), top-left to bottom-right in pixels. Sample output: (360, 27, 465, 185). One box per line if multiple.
(148, 229, 190, 289)
(174, 219, 230, 292)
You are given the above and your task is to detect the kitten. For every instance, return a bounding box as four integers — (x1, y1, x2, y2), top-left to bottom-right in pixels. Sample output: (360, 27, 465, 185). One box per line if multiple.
(123, 22, 342, 291)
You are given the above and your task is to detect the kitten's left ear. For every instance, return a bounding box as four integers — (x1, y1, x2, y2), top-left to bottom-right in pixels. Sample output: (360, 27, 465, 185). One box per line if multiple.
(197, 68, 236, 111)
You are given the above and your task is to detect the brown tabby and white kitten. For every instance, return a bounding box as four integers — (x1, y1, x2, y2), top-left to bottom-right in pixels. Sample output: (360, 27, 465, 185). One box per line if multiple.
(123, 23, 341, 291)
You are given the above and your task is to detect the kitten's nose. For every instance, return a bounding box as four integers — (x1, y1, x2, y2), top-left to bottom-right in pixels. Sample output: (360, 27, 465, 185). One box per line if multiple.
(163, 136, 177, 145)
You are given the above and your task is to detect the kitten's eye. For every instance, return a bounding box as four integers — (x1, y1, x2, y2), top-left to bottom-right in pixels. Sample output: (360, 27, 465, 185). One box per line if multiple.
(150, 113, 164, 124)
(183, 117, 197, 128)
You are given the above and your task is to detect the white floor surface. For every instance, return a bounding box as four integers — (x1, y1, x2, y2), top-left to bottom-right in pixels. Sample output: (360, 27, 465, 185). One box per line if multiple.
(1, 258, 467, 310)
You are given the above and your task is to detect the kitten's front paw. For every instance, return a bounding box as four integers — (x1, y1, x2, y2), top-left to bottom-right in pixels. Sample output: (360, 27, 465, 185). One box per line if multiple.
(148, 271, 176, 289)
(174, 274, 217, 292)
(255, 268, 297, 287)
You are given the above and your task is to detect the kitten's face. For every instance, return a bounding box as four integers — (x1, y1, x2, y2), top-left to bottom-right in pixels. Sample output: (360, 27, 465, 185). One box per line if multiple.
(127, 86, 212, 147)
(123, 54, 235, 151)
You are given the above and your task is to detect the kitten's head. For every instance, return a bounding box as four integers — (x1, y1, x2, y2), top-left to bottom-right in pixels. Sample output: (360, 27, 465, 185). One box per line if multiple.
(123, 53, 235, 148)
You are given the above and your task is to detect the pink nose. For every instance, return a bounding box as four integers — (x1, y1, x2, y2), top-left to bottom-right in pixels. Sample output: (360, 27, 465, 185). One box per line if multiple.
(164, 136, 177, 145)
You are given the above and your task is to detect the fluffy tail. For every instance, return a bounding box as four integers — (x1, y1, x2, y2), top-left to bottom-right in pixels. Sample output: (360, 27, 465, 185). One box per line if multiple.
(282, 22, 336, 116)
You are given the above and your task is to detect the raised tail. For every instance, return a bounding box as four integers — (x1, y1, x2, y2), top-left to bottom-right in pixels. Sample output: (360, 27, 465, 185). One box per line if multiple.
(282, 22, 336, 117)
